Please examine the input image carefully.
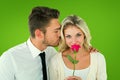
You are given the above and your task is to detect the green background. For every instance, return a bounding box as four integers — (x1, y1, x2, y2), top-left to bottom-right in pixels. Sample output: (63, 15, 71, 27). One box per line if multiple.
(0, 0, 120, 79)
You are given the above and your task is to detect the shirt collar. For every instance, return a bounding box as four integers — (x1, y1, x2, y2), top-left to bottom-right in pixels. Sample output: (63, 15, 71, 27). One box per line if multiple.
(27, 38, 46, 58)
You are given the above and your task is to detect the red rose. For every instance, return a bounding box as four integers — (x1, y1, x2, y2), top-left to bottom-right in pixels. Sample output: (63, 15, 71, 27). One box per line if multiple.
(71, 44, 81, 52)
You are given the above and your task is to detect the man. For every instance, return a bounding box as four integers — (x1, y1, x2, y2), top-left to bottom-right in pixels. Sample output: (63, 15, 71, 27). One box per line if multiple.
(0, 6, 61, 80)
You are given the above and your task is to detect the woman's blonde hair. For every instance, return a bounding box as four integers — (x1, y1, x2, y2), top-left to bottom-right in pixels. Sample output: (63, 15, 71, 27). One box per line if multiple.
(59, 15, 92, 52)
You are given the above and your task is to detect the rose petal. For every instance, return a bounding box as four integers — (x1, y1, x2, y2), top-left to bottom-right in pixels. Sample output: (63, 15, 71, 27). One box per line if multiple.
(71, 44, 81, 52)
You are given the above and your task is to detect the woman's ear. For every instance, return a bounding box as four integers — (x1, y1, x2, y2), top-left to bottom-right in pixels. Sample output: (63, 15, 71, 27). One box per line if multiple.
(35, 29, 44, 38)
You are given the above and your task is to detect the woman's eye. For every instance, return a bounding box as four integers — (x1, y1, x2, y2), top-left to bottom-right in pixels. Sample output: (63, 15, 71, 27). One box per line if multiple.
(65, 35, 71, 38)
(76, 33, 81, 37)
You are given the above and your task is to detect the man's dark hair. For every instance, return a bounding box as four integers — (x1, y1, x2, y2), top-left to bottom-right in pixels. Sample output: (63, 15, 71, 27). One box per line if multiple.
(28, 6, 60, 38)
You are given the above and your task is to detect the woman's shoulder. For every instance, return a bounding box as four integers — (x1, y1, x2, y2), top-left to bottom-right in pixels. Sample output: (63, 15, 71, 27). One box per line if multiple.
(51, 52, 62, 60)
(90, 52, 106, 68)
(49, 52, 62, 66)
(91, 52, 105, 57)
(90, 52, 106, 61)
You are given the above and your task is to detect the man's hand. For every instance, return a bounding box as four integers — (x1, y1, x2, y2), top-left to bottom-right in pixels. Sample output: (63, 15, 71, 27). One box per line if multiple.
(89, 46, 99, 53)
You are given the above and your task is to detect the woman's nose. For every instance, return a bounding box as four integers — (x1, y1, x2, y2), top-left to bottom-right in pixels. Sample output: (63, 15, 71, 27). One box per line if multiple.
(71, 37, 77, 44)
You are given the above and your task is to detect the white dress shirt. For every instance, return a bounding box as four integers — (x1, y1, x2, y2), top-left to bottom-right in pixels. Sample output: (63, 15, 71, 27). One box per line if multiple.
(0, 38, 57, 80)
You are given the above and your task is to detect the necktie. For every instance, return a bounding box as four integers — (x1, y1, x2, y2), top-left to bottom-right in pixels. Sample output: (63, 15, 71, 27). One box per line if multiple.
(39, 52, 47, 80)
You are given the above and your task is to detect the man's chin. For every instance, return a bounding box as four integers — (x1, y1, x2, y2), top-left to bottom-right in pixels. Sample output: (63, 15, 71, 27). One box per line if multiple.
(48, 43, 59, 47)
(52, 44, 59, 47)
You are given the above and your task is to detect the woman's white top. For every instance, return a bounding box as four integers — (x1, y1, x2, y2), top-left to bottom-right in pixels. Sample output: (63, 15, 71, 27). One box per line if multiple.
(49, 52, 107, 80)
(62, 58, 90, 80)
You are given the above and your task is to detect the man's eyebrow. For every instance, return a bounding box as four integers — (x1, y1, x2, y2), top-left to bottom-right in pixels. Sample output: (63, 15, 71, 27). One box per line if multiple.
(55, 26, 61, 30)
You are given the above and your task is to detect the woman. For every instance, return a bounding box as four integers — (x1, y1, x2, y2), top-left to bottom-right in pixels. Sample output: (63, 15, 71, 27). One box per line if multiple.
(49, 15, 107, 80)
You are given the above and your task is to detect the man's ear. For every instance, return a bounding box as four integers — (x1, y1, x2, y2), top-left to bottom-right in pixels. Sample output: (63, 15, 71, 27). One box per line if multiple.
(35, 29, 44, 38)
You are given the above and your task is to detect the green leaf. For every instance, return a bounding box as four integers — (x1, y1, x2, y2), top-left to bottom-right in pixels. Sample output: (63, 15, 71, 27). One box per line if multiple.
(73, 60, 79, 64)
(67, 55, 74, 64)
(67, 55, 79, 64)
